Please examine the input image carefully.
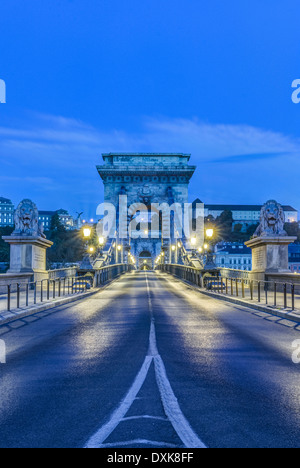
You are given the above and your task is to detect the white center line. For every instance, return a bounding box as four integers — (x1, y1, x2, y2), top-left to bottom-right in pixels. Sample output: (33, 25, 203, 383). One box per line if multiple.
(84, 272, 207, 449)
(145, 273, 207, 449)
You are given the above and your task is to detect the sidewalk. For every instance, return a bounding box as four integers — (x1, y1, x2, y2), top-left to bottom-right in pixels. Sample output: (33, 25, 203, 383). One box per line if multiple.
(202, 288, 300, 324)
(160, 272, 300, 325)
(0, 272, 129, 327)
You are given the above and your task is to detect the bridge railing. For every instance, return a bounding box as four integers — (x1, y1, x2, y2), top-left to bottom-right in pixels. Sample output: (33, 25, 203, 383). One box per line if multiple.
(205, 275, 300, 312)
(156, 264, 203, 287)
(158, 264, 300, 312)
(0, 264, 132, 314)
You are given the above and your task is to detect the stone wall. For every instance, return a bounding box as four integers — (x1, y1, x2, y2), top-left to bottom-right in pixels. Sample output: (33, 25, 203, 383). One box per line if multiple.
(0, 273, 33, 294)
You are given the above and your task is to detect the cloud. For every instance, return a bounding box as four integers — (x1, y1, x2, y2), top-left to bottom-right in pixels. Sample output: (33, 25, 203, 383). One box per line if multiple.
(0, 113, 299, 214)
(210, 151, 292, 164)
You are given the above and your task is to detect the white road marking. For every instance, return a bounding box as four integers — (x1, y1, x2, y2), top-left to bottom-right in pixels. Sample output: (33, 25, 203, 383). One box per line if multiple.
(146, 274, 207, 449)
(85, 356, 152, 448)
(122, 415, 168, 422)
(84, 272, 207, 449)
(98, 439, 181, 448)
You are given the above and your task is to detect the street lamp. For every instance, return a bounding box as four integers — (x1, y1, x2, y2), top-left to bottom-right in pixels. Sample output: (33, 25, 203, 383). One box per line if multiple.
(83, 227, 92, 239)
(191, 237, 197, 246)
(204, 228, 216, 270)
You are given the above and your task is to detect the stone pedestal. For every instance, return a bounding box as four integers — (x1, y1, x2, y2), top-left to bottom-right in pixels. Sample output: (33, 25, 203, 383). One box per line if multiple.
(2, 236, 53, 281)
(245, 236, 297, 273)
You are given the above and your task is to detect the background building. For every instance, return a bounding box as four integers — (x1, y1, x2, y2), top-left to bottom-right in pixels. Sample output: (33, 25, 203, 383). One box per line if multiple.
(204, 204, 298, 232)
(289, 244, 300, 273)
(215, 243, 252, 271)
(56, 209, 74, 230)
(39, 211, 55, 230)
(0, 197, 14, 227)
(39, 209, 75, 230)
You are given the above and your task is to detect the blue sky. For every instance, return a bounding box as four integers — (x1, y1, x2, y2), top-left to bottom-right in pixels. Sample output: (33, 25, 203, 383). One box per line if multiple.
(0, 0, 299, 218)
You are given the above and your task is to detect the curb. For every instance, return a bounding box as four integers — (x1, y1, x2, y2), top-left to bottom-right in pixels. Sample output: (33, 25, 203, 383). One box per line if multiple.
(0, 274, 125, 328)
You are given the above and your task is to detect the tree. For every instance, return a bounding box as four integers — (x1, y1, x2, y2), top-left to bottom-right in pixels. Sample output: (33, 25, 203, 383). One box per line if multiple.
(234, 223, 243, 233)
(50, 212, 65, 233)
(284, 222, 300, 242)
(0, 226, 14, 263)
(215, 210, 233, 241)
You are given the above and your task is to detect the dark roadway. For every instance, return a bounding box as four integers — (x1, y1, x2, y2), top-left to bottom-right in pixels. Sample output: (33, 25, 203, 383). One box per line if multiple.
(0, 271, 300, 448)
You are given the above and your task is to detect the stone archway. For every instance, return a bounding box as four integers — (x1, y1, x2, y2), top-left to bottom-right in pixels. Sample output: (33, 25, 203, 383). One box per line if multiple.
(139, 250, 152, 270)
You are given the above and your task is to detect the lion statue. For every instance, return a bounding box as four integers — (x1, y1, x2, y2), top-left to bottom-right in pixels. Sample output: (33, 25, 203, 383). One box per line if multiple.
(13, 199, 46, 238)
(254, 200, 287, 237)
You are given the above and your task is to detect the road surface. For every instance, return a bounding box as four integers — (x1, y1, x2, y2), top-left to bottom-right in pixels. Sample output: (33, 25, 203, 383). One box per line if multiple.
(0, 271, 300, 448)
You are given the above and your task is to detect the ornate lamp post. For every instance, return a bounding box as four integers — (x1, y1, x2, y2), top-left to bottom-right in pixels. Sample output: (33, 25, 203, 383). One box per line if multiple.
(81, 226, 95, 270)
(204, 228, 217, 270)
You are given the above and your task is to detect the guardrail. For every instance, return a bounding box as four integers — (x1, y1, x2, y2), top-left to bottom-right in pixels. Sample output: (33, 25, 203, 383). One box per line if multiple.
(0, 264, 131, 313)
(205, 276, 300, 312)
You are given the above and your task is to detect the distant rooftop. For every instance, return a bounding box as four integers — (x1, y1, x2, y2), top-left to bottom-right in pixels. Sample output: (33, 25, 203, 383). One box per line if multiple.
(0, 197, 13, 204)
(102, 152, 191, 156)
(102, 152, 191, 161)
(218, 245, 252, 254)
(205, 204, 297, 212)
(39, 211, 55, 216)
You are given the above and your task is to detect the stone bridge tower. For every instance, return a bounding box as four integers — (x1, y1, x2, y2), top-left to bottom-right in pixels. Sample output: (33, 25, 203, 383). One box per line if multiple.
(97, 153, 196, 268)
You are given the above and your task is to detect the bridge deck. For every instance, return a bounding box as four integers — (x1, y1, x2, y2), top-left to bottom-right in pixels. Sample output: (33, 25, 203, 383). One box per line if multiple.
(0, 271, 300, 448)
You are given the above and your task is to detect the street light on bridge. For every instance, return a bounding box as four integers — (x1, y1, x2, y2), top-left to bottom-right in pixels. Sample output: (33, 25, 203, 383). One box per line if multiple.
(204, 228, 217, 270)
(83, 227, 92, 239)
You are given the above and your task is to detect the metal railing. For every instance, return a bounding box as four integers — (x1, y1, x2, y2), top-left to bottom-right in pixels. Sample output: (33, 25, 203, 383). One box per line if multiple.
(158, 264, 300, 313)
(156, 264, 203, 287)
(0, 264, 132, 313)
(205, 276, 300, 312)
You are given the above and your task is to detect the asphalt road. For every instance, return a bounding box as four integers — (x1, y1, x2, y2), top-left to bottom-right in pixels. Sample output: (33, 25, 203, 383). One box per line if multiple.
(0, 271, 300, 448)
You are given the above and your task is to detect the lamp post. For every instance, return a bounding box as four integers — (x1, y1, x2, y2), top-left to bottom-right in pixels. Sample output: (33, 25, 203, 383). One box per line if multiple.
(98, 236, 105, 255)
(116, 244, 123, 264)
(81, 226, 95, 270)
(204, 228, 217, 270)
(171, 244, 176, 264)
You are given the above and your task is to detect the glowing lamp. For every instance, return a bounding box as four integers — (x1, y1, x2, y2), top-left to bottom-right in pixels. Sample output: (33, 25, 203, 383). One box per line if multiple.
(83, 228, 91, 238)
